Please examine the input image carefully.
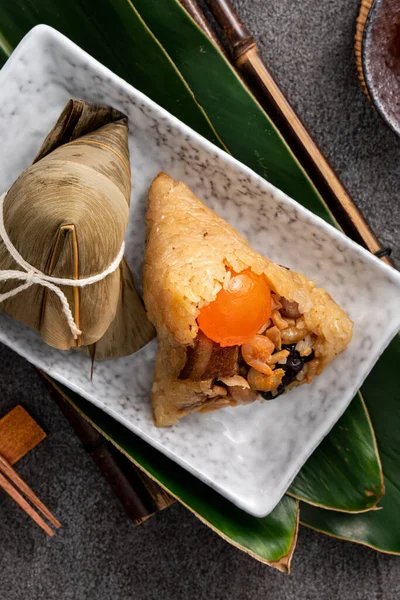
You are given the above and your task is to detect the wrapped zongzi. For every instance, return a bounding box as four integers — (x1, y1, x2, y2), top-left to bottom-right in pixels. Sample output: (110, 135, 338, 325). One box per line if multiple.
(0, 99, 154, 359)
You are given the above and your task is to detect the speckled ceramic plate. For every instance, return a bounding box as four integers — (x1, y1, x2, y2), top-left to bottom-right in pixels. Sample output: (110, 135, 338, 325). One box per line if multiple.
(1, 26, 400, 518)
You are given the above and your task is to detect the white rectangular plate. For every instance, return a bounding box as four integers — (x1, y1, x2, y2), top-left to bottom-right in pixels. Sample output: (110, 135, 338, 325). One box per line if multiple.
(1, 26, 400, 517)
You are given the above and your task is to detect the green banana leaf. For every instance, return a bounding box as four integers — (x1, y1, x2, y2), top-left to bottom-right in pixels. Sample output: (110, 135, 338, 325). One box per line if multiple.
(300, 338, 400, 554)
(0, 0, 223, 147)
(50, 378, 299, 571)
(0, 36, 10, 64)
(289, 395, 383, 512)
(132, 0, 336, 224)
(0, 0, 395, 553)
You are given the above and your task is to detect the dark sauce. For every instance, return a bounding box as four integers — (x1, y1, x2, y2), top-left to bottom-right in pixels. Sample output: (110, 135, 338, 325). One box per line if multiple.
(364, 0, 400, 132)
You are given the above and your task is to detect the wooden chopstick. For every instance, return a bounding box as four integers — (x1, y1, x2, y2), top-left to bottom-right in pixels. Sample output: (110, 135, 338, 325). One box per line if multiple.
(179, 0, 226, 53)
(0, 470, 54, 536)
(0, 453, 61, 530)
(197, 0, 393, 266)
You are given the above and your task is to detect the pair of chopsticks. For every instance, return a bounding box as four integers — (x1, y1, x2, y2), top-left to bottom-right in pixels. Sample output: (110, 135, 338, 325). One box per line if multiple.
(0, 452, 61, 536)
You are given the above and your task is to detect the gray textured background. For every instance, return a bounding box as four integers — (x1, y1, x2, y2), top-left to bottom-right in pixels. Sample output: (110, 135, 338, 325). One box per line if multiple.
(1, 0, 400, 598)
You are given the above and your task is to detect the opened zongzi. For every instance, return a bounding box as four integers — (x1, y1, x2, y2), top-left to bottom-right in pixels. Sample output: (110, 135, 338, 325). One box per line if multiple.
(143, 173, 353, 427)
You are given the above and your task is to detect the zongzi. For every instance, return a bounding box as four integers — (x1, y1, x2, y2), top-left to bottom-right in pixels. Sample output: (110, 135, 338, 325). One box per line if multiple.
(0, 99, 154, 359)
(143, 173, 353, 427)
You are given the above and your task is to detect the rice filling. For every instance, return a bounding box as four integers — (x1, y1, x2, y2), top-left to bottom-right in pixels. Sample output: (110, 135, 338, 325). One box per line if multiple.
(179, 294, 320, 403)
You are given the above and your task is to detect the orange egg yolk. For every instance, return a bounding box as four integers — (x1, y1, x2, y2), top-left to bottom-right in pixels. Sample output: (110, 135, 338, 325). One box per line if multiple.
(197, 269, 272, 347)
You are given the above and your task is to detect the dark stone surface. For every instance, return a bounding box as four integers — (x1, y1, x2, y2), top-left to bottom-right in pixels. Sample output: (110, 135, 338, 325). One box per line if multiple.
(1, 1, 399, 598)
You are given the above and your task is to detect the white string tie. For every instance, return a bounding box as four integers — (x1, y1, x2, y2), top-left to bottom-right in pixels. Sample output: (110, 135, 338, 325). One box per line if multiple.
(0, 191, 125, 340)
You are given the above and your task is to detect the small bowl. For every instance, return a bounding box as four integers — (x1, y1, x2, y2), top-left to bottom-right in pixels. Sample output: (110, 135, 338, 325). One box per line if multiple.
(357, 0, 400, 137)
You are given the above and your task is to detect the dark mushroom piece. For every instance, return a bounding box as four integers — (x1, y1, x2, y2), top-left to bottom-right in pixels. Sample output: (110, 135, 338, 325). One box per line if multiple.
(279, 297, 301, 319)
